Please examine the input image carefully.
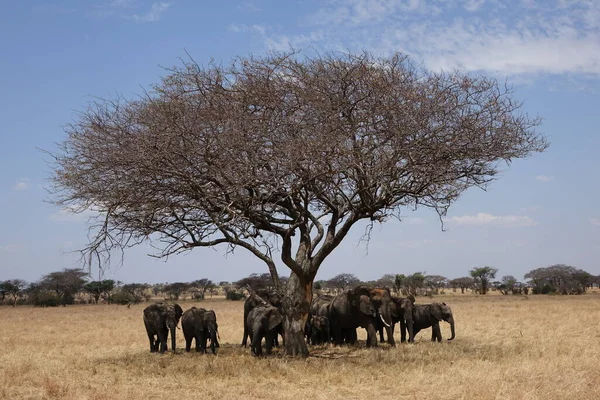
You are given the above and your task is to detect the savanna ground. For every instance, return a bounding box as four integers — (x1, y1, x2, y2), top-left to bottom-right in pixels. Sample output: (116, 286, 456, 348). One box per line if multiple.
(1, 291, 599, 400)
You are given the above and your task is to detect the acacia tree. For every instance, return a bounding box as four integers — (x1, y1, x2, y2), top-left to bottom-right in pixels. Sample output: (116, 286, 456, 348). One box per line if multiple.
(40, 268, 88, 306)
(326, 273, 361, 293)
(449, 277, 476, 294)
(470, 266, 498, 295)
(50, 51, 547, 356)
(0, 279, 27, 306)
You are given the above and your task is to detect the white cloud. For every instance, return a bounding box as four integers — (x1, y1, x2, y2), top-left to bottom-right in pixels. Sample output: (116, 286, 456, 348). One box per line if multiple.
(445, 212, 537, 227)
(132, 2, 170, 23)
(464, 0, 485, 12)
(49, 205, 102, 223)
(591, 218, 600, 226)
(536, 175, 554, 182)
(228, 24, 266, 35)
(12, 178, 30, 191)
(278, 0, 600, 79)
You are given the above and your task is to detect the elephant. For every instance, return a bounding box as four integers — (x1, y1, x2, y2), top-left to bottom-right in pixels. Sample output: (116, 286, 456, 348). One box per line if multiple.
(403, 302, 455, 342)
(241, 287, 282, 348)
(181, 307, 220, 354)
(305, 315, 331, 345)
(143, 302, 184, 353)
(376, 295, 415, 344)
(246, 303, 284, 356)
(329, 286, 394, 347)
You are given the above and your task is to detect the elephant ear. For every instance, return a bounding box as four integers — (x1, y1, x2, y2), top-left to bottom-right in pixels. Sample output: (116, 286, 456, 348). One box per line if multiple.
(430, 303, 443, 321)
(358, 295, 375, 316)
(267, 309, 283, 331)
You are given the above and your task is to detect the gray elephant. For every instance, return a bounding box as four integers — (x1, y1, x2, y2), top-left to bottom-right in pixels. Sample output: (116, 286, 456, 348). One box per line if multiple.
(181, 307, 220, 354)
(305, 315, 331, 345)
(241, 288, 281, 348)
(143, 302, 184, 353)
(246, 303, 283, 356)
(329, 286, 394, 347)
(376, 295, 415, 344)
(404, 302, 456, 342)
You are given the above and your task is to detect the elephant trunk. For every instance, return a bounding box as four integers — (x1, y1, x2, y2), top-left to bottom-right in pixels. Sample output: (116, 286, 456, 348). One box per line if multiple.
(405, 317, 414, 343)
(447, 316, 455, 341)
(168, 323, 177, 353)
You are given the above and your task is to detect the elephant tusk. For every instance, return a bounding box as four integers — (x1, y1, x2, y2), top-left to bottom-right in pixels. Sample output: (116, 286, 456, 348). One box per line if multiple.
(379, 313, 391, 328)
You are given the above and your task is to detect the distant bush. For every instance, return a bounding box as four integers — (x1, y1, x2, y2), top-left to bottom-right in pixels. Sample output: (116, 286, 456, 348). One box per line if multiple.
(111, 291, 141, 305)
(225, 290, 245, 301)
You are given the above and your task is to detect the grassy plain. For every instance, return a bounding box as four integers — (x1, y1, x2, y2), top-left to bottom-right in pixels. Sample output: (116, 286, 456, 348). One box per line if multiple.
(1, 291, 599, 400)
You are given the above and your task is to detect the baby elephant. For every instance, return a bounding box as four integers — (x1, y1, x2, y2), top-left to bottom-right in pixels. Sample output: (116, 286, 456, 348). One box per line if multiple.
(181, 307, 220, 354)
(307, 315, 330, 345)
(408, 302, 456, 342)
(246, 304, 283, 356)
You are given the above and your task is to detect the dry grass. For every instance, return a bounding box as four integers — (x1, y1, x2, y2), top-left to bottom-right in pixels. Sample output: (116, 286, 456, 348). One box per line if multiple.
(1, 293, 599, 400)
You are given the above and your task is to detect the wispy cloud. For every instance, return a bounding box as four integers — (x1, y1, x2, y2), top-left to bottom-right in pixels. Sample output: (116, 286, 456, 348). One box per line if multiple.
(49, 205, 102, 223)
(228, 24, 266, 35)
(536, 175, 554, 182)
(591, 217, 600, 226)
(12, 178, 30, 191)
(445, 212, 537, 227)
(258, 0, 600, 80)
(93, 1, 171, 22)
(132, 2, 171, 23)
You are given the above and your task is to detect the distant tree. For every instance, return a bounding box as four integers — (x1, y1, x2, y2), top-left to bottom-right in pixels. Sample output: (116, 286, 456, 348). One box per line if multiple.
(218, 281, 230, 287)
(449, 277, 475, 294)
(120, 283, 150, 303)
(164, 282, 190, 300)
(0, 279, 27, 306)
(83, 280, 115, 304)
(493, 275, 518, 295)
(425, 275, 447, 294)
(470, 266, 498, 295)
(40, 268, 88, 306)
(191, 279, 215, 300)
(235, 273, 273, 290)
(151, 283, 165, 297)
(326, 273, 360, 293)
(376, 274, 399, 292)
(525, 264, 591, 294)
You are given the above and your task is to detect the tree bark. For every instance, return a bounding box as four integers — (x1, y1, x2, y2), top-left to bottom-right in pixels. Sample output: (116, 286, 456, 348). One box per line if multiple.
(282, 273, 312, 357)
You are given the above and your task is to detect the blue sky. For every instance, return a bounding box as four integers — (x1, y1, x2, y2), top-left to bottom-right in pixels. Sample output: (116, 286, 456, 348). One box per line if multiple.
(1, 0, 599, 284)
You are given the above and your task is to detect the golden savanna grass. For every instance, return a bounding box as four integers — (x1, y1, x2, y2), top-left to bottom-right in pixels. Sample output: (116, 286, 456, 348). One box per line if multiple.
(1, 292, 599, 400)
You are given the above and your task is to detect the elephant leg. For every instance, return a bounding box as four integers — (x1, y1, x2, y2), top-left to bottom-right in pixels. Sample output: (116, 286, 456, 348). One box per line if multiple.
(185, 334, 192, 352)
(195, 333, 201, 352)
(200, 332, 208, 354)
(378, 323, 385, 343)
(252, 332, 263, 357)
(346, 328, 357, 345)
(265, 331, 274, 355)
(365, 323, 378, 347)
(331, 325, 343, 346)
(386, 323, 395, 347)
(148, 333, 157, 352)
(432, 323, 442, 342)
(400, 320, 407, 343)
(241, 324, 249, 347)
(158, 329, 168, 353)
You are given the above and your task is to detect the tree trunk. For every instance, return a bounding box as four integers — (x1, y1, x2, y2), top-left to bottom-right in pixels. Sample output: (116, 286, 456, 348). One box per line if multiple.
(282, 273, 311, 357)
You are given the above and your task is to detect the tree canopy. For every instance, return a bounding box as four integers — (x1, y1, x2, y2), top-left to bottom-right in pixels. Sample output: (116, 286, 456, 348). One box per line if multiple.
(50, 50, 547, 355)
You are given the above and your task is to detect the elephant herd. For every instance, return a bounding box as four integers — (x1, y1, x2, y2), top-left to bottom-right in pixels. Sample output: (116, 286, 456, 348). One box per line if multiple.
(143, 302, 220, 354)
(142, 285, 455, 357)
